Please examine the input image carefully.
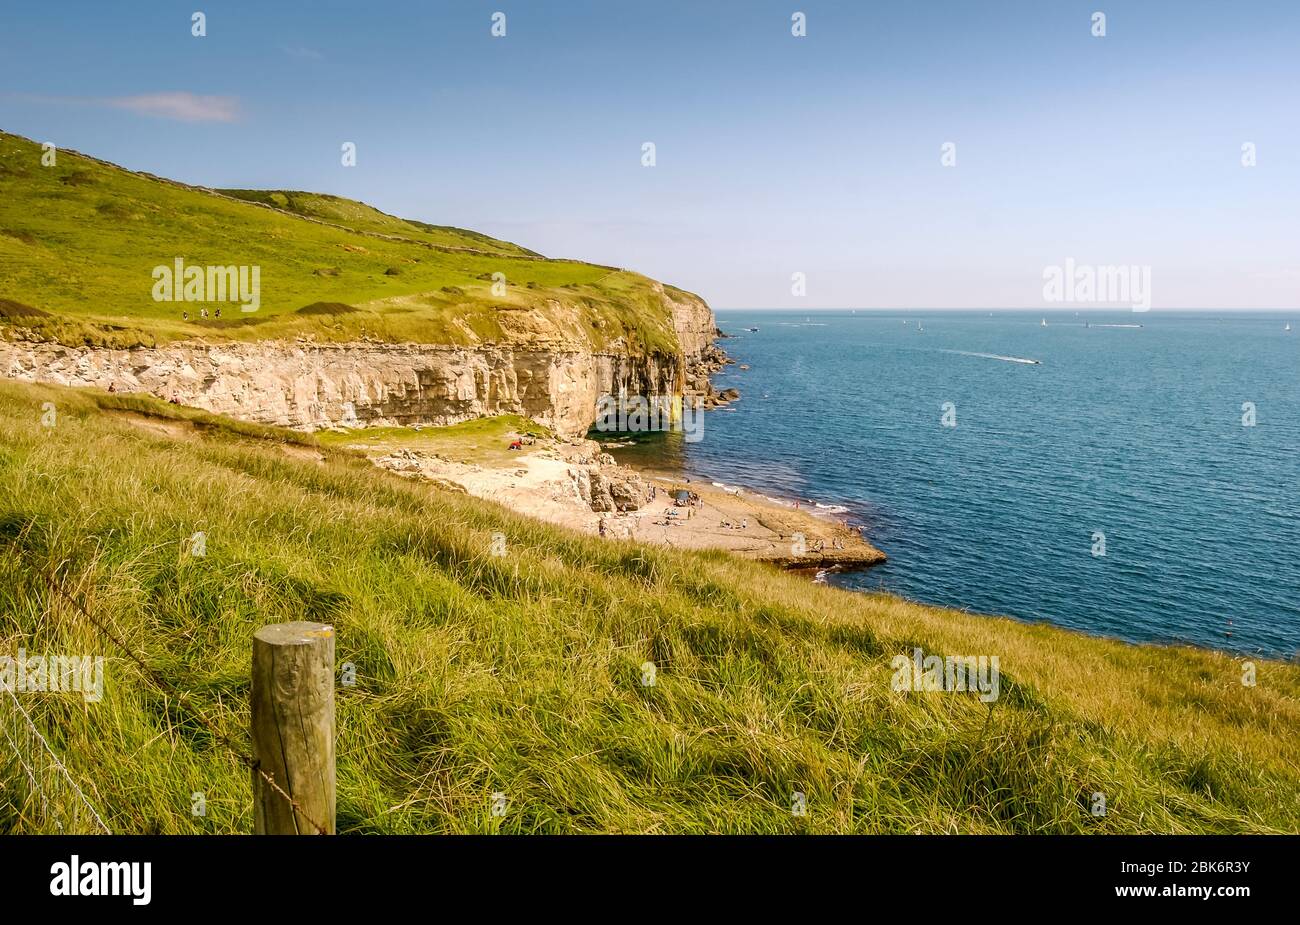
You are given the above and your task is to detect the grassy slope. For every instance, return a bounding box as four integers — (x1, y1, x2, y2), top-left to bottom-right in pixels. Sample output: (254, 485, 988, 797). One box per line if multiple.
(0, 131, 681, 354)
(317, 414, 551, 467)
(217, 189, 541, 257)
(1, 379, 1297, 834)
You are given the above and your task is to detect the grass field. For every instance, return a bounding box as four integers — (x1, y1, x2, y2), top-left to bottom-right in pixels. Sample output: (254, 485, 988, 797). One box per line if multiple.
(317, 415, 551, 466)
(0, 131, 684, 354)
(1, 378, 1297, 834)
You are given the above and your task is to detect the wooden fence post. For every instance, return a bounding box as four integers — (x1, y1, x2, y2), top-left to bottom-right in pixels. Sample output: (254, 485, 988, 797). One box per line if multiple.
(251, 621, 336, 834)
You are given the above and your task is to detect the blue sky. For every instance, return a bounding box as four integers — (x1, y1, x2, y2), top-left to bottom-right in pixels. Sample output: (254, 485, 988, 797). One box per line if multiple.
(2, 1, 1297, 309)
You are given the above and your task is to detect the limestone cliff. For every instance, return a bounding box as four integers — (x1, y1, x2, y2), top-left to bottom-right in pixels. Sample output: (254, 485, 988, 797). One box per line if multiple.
(0, 289, 722, 437)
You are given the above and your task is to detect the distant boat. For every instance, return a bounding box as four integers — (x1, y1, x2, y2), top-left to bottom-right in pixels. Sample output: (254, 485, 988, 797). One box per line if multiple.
(746, 326, 759, 332)
(1287, 323, 1293, 332)
(1041, 318, 1047, 326)
(917, 323, 925, 333)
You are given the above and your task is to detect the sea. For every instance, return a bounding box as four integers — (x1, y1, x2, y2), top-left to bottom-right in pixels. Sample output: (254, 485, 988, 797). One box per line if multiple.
(605, 310, 1300, 660)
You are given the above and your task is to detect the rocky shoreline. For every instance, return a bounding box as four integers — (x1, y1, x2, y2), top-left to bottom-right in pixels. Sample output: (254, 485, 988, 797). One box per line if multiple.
(696, 337, 741, 409)
(1, 305, 881, 571)
(360, 426, 885, 572)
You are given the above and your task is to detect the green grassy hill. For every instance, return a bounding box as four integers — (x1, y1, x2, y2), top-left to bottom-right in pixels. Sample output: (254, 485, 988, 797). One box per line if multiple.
(2, 378, 1297, 834)
(0, 131, 683, 353)
(217, 188, 541, 257)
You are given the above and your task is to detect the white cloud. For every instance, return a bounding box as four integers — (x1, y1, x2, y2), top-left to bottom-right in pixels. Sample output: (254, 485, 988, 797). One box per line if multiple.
(106, 92, 240, 123)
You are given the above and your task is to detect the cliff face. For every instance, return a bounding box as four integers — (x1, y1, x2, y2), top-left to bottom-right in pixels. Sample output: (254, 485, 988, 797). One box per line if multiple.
(0, 290, 720, 436)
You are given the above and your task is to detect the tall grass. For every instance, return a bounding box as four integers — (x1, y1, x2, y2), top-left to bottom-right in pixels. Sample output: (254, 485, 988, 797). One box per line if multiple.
(0, 380, 1296, 833)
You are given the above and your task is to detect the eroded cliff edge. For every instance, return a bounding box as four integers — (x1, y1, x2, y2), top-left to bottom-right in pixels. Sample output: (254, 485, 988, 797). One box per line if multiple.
(0, 286, 727, 436)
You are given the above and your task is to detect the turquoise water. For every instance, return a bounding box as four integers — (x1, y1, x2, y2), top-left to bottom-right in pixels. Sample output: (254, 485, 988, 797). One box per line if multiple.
(609, 310, 1300, 659)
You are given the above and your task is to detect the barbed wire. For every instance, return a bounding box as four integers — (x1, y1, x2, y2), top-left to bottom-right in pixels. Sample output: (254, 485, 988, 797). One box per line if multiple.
(1, 704, 50, 824)
(0, 683, 111, 833)
(1, 537, 331, 835)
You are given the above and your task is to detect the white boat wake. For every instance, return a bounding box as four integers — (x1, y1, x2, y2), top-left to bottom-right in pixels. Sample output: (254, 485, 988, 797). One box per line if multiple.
(939, 349, 1042, 365)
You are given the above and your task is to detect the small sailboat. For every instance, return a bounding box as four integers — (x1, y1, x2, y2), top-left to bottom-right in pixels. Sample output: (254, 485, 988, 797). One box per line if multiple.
(1287, 323, 1293, 332)
(1040, 318, 1047, 327)
(917, 322, 925, 333)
